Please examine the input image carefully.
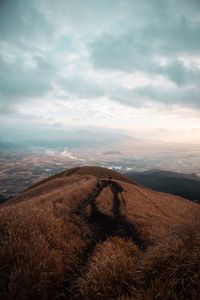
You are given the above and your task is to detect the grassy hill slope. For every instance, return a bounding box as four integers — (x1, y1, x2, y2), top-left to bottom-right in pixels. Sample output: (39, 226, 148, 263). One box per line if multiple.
(28, 166, 136, 191)
(0, 166, 200, 299)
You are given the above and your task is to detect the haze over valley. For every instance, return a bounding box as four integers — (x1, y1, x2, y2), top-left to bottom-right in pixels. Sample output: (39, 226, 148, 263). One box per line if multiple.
(1, 138, 200, 201)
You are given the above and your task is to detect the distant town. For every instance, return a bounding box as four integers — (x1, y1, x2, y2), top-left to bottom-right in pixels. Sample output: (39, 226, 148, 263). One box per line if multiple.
(1, 141, 200, 203)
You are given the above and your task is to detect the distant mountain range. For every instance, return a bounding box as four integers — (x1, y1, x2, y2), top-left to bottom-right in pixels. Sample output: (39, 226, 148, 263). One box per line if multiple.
(126, 170, 200, 203)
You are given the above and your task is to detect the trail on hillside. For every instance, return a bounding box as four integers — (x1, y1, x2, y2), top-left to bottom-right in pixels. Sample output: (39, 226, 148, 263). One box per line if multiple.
(66, 179, 148, 298)
(75, 179, 147, 258)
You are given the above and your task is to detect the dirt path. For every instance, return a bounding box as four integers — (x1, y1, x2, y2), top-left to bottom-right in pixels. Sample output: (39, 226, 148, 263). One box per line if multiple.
(76, 179, 148, 251)
(65, 180, 148, 298)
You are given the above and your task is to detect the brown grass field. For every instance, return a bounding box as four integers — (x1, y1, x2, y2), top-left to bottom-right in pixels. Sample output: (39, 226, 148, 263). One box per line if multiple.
(0, 166, 200, 299)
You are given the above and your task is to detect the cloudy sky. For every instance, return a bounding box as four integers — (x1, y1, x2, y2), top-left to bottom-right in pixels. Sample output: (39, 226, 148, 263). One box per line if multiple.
(0, 0, 200, 143)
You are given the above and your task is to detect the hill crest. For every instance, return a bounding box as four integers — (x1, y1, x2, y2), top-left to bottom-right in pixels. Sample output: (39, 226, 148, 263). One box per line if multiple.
(27, 165, 137, 191)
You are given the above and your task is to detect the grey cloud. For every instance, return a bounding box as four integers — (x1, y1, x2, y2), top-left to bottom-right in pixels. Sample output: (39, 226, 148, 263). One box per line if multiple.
(0, 101, 16, 115)
(152, 61, 200, 86)
(0, 0, 57, 113)
(90, 1, 200, 86)
(58, 71, 200, 110)
(0, 0, 53, 47)
(60, 76, 105, 99)
(40, 0, 124, 36)
(90, 20, 200, 73)
(132, 85, 200, 108)
(0, 55, 55, 99)
(58, 70, 200, 110)
(0, 0, 200, 121)
(160, 62, 191, 86)
(107, 82, 200, 109)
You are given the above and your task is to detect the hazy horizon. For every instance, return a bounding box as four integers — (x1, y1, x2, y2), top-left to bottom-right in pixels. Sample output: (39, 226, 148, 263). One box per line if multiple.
(0, 0, 200, 145)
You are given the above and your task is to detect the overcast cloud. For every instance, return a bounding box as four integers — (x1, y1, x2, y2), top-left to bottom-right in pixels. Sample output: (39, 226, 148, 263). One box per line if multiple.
(0, 0, 200, 142)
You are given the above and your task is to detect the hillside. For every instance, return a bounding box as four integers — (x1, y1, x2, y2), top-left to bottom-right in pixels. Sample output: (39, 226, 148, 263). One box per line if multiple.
(0, 166, 200, 299)
(126, 169, 200, 203)
(26, 166, 137, 192)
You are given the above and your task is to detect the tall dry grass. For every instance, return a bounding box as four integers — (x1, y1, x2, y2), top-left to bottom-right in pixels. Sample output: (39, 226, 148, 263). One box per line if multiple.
(76, 221, 200, 300)
(0, 172, 199, 299)
(76, 237, 140, 299)
(0, 175, 96, 299)
(0, 203, 89, 299)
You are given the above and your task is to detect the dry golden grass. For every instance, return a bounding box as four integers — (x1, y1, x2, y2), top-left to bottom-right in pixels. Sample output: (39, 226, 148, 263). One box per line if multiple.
(76, 222, 200, 300)
(0, 175, 96, 299)
(0, 206, 86, 299)
(76, 237, 140, 299)
(28, 166, 136, 191)
(0, 167, 200, 300)
(70, 166, 135, 185)
(120, 181, 199, 243)
(135, 222, 200, 300)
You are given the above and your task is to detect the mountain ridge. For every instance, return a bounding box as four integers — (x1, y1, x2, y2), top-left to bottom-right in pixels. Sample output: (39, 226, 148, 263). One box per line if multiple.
(126, 169, 200, 202)
(26, 165, 138, 192)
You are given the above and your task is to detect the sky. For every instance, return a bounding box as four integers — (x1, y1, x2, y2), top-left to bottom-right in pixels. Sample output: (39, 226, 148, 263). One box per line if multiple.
(0, 0, 200, 143)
